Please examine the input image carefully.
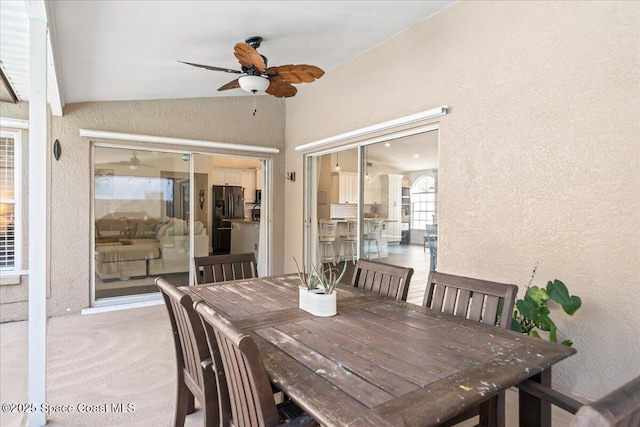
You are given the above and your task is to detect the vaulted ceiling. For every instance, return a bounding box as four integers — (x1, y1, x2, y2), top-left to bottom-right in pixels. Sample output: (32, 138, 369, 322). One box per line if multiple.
(0, 1, 455, 107)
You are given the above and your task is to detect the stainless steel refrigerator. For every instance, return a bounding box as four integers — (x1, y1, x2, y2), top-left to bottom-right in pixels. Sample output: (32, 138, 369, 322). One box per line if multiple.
(212, 185, 245, 254)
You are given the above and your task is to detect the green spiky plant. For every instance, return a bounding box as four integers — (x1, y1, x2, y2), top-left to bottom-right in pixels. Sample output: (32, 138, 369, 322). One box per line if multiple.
(293, 257, 347, 295)
(511, 263, 582, 346)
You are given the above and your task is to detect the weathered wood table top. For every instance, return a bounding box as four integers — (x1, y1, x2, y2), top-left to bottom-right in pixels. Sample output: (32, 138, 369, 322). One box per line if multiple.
(184, 275, 576, 427)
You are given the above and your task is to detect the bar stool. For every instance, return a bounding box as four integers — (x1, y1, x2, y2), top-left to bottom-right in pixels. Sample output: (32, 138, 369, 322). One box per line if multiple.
(319, 220, 338, 265)
(363, 220, 383, 261)
(339, 220, 358, 264)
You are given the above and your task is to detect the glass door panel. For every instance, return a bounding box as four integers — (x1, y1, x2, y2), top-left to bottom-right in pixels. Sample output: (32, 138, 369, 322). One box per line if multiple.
(360, 131, 438, 275)
(93, 146, 191, 301)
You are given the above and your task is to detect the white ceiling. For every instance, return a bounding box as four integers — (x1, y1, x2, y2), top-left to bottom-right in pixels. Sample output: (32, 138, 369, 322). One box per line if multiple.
(44, 0, 455, 104)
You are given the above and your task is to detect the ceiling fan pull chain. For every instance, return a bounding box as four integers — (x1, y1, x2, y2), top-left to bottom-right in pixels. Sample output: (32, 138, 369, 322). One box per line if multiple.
(253, 96, 257, 116)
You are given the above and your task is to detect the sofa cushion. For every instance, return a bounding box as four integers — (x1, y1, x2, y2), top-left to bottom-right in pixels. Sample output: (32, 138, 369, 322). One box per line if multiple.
(95, 218, 128, 238)
(134, 220, 158, 238)
(95, 244, 160, 263)
(192, 221, 204, 235)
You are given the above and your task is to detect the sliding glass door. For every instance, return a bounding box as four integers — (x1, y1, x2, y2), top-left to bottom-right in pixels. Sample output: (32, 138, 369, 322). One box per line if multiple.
(305, 128, 439, 293)
(93, 146, 192, 301)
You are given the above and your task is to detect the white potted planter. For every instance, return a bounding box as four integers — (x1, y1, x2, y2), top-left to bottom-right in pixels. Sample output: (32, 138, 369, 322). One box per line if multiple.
(294, 257, 346, 318)
(299, 287, 337, 317)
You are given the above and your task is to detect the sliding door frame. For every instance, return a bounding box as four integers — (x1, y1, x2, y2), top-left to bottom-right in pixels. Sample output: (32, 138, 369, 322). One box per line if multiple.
(303, 123, 440, 266)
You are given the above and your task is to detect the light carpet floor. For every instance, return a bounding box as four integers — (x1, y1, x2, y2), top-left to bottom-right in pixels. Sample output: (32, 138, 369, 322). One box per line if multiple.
(0, 305, 205, 427)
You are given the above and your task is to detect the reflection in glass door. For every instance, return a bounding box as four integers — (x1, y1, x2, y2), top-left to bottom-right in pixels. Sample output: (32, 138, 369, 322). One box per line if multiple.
(93, 146, 193, 301)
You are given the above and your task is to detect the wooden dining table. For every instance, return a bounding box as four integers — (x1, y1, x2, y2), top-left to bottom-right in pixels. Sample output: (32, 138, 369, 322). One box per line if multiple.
(182, 274, 576, 427)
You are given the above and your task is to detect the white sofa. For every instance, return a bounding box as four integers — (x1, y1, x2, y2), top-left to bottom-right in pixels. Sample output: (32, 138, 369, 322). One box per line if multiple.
(95, 215, 208, 280)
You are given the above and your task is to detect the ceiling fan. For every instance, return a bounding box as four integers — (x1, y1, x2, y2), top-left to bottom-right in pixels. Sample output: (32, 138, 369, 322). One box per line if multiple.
(116, 151, 155, 170)
(179, 36, 324, 98)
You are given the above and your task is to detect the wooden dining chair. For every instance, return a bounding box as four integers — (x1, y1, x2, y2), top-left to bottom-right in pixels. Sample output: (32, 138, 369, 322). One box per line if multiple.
(518, 375, 640, 427)
(156, 277, 228, 427)
(422, 271, 518, 427)
(351, 259, 414, 301)
(194, 300, 318, 427)
(193, 252, 258, 285)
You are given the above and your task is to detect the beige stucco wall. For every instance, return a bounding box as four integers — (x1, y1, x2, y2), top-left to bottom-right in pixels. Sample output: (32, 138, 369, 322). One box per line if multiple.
(284, 0, 640, 400)
(0, 96, 286, 321)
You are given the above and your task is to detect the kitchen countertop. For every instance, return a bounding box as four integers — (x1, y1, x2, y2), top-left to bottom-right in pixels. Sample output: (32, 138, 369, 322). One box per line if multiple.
(222, 219, 261, 224)
(329, 218, 397, 222)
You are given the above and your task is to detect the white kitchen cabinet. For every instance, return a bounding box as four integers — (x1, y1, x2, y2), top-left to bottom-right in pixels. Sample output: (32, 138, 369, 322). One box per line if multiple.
(230, 221, 260, 260)
(241, 170, 257, 203)
(256, 171, 263, 190)
(212, 168, 242, 186)
(364, 173, 386, 205)
(331, 172, 358, 204)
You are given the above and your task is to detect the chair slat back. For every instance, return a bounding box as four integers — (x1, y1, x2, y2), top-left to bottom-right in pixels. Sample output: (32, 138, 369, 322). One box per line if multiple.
(157, 278, 211, 389)
(364, 220, 384, 238)
(571, 376, 640, 427)
(195, 301, 281, 427)
(157, 277, 231, 427)
(423, 271, 518, 328)
(193, 253, 258, 285)
(319, 220, 338, 241)
(351, 259, 414, 301)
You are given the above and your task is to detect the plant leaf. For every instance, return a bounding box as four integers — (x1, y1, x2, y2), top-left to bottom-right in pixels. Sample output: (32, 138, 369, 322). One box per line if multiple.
(511, 320, 523, 333)
(549, 327, 558, 343)
(547, 280, 571, 305)
(516, 298, 539, 320)
(561, 339, 574, 347)
(530, 330, 541, 339)
(526, 286, 548, 305)
(536, 312, 556, 332)
(562, 295, 582, 315)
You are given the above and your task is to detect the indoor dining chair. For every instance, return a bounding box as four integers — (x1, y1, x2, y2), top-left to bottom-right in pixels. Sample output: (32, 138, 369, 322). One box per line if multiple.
(194, 300, 318, 427)
(351, 259, 414, 301)
(422, 271, 518, 427)
(156, 277, 228, 427)
(193, 252, 258, 285)
(318, 220, 338, 265)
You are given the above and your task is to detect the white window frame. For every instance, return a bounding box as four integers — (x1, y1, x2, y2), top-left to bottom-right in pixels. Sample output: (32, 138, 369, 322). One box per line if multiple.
(411, 175, 437, 230)
(0, 129, 22, 274)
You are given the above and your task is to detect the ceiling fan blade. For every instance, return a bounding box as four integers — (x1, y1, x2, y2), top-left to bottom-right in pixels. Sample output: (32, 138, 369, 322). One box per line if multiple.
(178, 61, 242, 74)
(266, 78, 297, 98)
(267, 64, 324, 84)
(234, 42, 266, 72)
(218, 79, 240, 92)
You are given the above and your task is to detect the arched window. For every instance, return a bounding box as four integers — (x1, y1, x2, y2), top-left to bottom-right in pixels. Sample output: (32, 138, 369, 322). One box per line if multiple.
(410, 175, 437, 229)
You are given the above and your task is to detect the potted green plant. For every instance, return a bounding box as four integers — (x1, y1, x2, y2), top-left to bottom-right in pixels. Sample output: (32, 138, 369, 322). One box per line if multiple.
(511, 263, 582, 346)
(294, 257, 347, 317)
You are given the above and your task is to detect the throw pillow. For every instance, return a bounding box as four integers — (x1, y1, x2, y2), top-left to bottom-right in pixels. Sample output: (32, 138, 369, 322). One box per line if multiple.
(135, 221, 156, 238)
(156, 223, 172, 240)
(166, 224, 187, 236)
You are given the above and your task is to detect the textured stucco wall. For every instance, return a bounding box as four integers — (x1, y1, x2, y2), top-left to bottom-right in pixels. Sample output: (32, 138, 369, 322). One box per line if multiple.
(1, 96, 286, 321)
(284, 1, 640, 400)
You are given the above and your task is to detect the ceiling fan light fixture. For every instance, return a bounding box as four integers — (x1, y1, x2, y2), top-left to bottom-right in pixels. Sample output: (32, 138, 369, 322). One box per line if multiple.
(238, 75, 269, 94)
